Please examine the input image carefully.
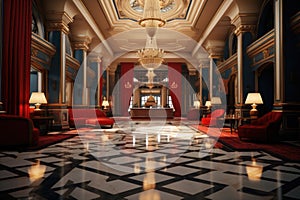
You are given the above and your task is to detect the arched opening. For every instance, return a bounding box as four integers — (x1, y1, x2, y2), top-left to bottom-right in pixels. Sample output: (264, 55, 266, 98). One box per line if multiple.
(257, 0, 274, 38)
(258, 63, 274, 115)
(227, 74, 236, 114)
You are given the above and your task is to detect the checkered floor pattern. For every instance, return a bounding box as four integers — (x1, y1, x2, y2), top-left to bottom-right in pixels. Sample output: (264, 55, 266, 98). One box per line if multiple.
(0, 120, 299, 199)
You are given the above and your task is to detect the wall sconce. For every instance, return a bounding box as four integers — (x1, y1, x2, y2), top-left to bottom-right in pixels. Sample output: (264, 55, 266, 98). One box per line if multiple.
(29, 92, 47, 111)
(245, 93, 263, 118)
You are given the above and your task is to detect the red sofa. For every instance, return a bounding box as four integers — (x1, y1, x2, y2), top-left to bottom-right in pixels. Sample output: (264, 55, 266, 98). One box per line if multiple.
(0, 115, 39, 147)
(238, 111, 282, 142)
(201, 109, 225, 126)
(68, 108, 115, 128)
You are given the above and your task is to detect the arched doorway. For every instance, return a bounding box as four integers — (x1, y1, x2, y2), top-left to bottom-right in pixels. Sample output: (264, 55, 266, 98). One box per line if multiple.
(258, 63, 274, 115)
(227, 74, 236, 114)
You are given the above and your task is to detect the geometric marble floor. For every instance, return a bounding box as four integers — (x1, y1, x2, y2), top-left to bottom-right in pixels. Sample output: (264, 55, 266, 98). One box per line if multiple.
(0, 120, 299, 199)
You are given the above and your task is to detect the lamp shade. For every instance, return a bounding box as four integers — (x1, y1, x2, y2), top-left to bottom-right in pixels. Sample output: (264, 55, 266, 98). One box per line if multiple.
(245, 93, 263, 104)
(29, 92, 47, 104)
(205, 101, 211, 107)
(193, 100, 200, 108)
(211, 97, 222, 105)
(245, 93, 263, 117)
(102, 100, 109, 107)
(29, 92, 47, 110)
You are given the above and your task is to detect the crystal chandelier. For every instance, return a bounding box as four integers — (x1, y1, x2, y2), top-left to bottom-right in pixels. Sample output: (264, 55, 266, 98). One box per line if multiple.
(137, 0, 166, 70)
(138, 0, 166, 38)
(137, 37, 164, 70)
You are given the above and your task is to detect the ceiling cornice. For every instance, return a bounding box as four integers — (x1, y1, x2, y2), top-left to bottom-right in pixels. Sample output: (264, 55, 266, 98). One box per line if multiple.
(72, 0, 114, 56)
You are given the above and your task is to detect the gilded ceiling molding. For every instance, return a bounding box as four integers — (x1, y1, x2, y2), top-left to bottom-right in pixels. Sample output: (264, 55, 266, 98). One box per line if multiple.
(230, 13, 257, 36)
(46, 11, 73, 34)
(115, 0, 190, 21)
(192, 0, 234, 56)
(205, 40, 225, 66)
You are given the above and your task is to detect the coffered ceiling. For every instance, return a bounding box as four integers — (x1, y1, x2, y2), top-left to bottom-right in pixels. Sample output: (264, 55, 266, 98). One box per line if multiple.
(40, 0, 261, 70)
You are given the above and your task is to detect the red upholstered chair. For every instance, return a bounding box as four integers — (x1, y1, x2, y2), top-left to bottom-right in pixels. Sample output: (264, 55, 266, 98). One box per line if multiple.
(201, 109, 225, 126)
(0, 115, 39, 147)
(238, 112, 282, 142)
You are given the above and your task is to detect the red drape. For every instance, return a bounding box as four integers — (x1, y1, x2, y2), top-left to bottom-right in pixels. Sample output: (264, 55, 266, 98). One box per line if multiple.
(168, 63, 182, 117)
(2, 0, 32, 117)
(120, 63, 134, 116)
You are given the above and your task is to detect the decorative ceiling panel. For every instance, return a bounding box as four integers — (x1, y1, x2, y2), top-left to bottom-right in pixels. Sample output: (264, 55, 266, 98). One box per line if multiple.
(114, 0, 191, 22)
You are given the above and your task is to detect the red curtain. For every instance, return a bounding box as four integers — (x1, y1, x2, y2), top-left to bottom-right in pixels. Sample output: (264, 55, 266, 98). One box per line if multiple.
(120, 63, 134, 116)
(168, 63, 182, 117)
(2, 0, 32, 117)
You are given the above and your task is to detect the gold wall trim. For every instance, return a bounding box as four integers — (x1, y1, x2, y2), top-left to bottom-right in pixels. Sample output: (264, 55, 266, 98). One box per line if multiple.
(218, 53, 237, 73)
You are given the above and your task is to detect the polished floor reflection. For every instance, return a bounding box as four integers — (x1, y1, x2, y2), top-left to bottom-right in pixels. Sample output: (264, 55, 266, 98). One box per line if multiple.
(0, 121, 299, 200)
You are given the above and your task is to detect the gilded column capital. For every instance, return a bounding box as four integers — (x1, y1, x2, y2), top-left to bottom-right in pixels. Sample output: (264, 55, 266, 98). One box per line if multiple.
(89, 56, 102, 63)
(204, 40, 225, 62)
(46, 11, 73, 34)
(234, 24, 256, 36)
(72, 36, 91, 51)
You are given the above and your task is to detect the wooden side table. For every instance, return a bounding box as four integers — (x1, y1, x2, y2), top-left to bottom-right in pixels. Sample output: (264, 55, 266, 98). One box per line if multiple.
(224, 115, 239, 134)
(31, 116, 54, 135)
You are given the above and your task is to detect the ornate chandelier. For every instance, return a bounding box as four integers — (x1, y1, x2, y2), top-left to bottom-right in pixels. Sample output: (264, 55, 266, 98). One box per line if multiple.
(137, 0, 166, 70)
(138, 0, 166, 38)
(137, 38, 164, 70)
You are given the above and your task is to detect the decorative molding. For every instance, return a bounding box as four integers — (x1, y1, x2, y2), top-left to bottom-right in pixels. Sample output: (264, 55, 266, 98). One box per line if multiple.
(66, 54, 80, 80)
(46, 11, 73, 34)
(234, 24, 256, 36)
(247, 29, 275, 67)
(290, 11, 300, 34)
(218, 53, 237, 73)
(31, 33, 56, 71)
(72, 36, 91, 51)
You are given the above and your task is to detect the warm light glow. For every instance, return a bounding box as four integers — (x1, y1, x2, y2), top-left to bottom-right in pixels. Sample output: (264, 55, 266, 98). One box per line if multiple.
(193, 100, 200, 108)
(245, 93, 263, 117)
(102, 97, 109, 109)
(246, 160, 263, 181)
(29, 92, 47, 110)
(137, 0, 166, 71)
(28, 160, 46, 183)
(137, 46, 164, 70)
(211, 97, 222, 105)
(138, 0, 166, 38)
(205, 100, 211, 107)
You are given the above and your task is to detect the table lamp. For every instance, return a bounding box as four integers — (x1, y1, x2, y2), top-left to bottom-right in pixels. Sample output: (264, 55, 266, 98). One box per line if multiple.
(102, 97, 109, 109)
(211, 97, 222, 105)
(245, 93, 263, 117)
(29, 92, 47, 111)
(205, 100, 211, 108)
(193, 100, 200, 109)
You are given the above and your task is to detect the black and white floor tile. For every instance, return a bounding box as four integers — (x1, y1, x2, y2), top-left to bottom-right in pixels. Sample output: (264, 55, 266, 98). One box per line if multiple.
(0, 121, 299, 199)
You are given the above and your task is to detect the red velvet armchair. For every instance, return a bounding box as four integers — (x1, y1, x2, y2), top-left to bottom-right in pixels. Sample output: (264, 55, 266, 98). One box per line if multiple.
(0, 115, 39, 147)
(201, 109, 225, 126)
(238, 112, 282, 142)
